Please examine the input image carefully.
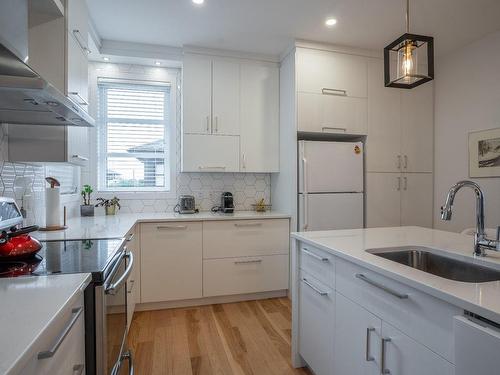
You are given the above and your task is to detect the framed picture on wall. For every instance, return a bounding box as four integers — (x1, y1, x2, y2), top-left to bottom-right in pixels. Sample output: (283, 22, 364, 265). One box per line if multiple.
(469, 127, 500, 178)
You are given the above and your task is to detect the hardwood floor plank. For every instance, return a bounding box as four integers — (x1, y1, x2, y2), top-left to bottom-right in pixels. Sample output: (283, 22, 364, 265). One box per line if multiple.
(128, 298, 311, 375)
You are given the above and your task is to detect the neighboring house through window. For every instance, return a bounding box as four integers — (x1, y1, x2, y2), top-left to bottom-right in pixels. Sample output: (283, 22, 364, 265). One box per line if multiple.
(97, 79, 173, 192)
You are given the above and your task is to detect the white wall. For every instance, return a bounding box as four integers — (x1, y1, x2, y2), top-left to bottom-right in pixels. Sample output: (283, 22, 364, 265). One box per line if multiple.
(434, 30, 500, 233)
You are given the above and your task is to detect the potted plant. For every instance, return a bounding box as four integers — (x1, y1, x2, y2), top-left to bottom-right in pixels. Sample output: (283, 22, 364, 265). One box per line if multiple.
(95, 197, 121, 216)
(80, 185, 94, 217)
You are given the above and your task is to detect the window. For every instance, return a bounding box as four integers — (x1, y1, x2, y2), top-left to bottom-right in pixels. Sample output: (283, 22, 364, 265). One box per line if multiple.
(98, 79, 172, 191)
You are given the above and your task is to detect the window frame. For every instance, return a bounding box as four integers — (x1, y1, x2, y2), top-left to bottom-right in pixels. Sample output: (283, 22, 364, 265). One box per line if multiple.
(96, 77, 177, 196)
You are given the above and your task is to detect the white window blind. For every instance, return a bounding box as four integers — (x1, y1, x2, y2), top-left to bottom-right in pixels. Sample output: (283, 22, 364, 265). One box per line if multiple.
(98, 80, 171, 191)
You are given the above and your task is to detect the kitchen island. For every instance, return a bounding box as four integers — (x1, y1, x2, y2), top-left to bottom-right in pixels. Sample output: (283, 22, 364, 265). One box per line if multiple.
(291, 226, 500, 375)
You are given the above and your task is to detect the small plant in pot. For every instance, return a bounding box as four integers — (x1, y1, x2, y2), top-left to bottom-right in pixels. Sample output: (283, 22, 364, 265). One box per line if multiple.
(80, 185, 94, 217)
(95, 197, 121, 216)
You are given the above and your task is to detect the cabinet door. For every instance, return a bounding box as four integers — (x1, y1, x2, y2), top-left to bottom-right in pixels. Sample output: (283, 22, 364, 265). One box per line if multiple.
(140, 222, 202, 303)
(334, 292, 381, 375)
(297, 48, 368, 98)
(299, 270, 335, 375)
(381, 322, 454, 375)
(400, 83, 434, 173)
(183, 55, 212, 134)
(212, 59, 240, 135)
(297, 92, 367, 135)
(366, 173, 401, 228)
(67, 126, 89, 166)
(240, 64, 279, 172)
(366, 59, 402, 172)
(66, 0, 89, 45)
(401, 173, 433, 228)
(182, 134, 240, 172)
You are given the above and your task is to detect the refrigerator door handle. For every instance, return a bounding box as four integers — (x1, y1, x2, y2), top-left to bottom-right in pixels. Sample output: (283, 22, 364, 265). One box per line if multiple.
(301, 142, 309, 231)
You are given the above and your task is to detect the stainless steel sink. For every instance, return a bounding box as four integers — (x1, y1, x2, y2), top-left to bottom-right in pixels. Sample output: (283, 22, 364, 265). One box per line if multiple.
(368, 247, 500, 283)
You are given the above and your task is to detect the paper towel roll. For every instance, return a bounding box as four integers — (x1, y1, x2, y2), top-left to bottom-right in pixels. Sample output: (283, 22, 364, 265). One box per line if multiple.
(45, 187, 61, 227)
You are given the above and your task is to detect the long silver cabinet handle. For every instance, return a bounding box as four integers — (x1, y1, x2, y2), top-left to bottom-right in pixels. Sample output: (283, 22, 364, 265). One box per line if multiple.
(68, 91, 89, 107)
(301, 277, 329, 296)
(72, 29, 91, 54)
(72, 154, 89, 161)
(234, 222, 262, 227)
(403, 155, 408, 169)
(322, 88, 347, 96)
(105, 252, 134, 295)
(366, 327, 375, 362)
(403, 176, 408, 191)
(157, 225, 187, 230)
(234, 259, 262, 265)
(381, 337, 391, 374)
(355, 273, 409, 299)
(322, 126, 347, 132)
(126, 233, 135, 242)
(302, 248, 329, 263)
(397, 155, 402, 170)
(198, 166, 226, 170)
(127, 279, 135, 294)
(38, 307, 84, 359)
(396, 177, 401, 191)
(206, 116, 210, 133)
(73, 364, 85, 375)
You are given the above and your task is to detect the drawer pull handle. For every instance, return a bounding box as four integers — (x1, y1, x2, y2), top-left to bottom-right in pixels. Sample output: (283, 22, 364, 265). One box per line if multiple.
(38, 307, 83, 359)
(381, 337, 391, 374)
(322, 88, 347, 96)
(355, 273, 409, 299)
(301, 277, 329, 296)
(234, 259, 263, 265)
(365, 327, 375, 362)
(302, 248, 330, 263)
(234, 222, 262, 227)
(127, 279, 135, 294)
(322, 126, 347, 132)
(157, 225, 188, 230)
(73, 364, 85, 375)
(198, 166, 226, 170)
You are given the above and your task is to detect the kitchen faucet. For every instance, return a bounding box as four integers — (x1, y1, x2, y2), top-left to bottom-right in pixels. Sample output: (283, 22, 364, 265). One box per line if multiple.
(441, 180, 500, 256)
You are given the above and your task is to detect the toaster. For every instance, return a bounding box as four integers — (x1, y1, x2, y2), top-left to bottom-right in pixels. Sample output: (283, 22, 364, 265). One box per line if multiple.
(176, 195, 196, 214)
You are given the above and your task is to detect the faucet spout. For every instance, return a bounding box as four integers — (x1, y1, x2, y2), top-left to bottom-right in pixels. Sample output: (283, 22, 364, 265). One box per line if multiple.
(441, 180, 494, 256)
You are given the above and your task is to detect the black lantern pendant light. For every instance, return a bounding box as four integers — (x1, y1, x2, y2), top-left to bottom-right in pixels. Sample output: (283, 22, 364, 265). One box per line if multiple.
(384, 0, 434, 89)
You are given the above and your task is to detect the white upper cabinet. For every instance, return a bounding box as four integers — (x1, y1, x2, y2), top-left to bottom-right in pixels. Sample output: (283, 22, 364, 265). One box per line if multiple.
(212, 59, 240, 135)
(66, 0, 89, 46)
(183, 55, 212, 134)
(240, 63, 279, 172)
(182, 53, 279, 172)
(297, 48, 368, 98)
(296, 48, 368, 135)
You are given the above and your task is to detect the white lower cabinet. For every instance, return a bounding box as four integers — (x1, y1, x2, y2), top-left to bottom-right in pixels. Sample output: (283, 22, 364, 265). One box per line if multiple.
(298, 270, 335, 375)
(381, 322, 454, 375)
(333, 292, 380, 375)
(140, 222, 203, 303)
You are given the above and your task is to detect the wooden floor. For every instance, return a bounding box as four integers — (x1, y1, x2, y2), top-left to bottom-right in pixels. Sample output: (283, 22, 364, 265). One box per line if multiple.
(127, 298, 311, 375)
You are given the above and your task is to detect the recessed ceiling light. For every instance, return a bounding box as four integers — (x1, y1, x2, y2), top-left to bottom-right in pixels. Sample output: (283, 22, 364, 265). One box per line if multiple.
(192, 0, 204, 5)
(103, 57, 110, 61)
(155, 61, 161, 66)
(325, 18, 337, 27)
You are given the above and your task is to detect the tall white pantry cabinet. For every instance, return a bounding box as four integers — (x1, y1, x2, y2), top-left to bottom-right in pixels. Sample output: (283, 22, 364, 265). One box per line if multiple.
(272, 42, 434, 231)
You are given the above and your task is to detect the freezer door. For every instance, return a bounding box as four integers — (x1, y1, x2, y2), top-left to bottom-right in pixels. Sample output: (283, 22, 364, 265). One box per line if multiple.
(298, 193, 364, 231)
(298, 141, 364, 193)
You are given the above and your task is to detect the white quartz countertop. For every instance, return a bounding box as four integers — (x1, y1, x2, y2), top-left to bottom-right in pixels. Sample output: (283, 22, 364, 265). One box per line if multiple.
(292, 226, 500, 323)
(0, 273, 91, 375)
(33, 211, 290, 241)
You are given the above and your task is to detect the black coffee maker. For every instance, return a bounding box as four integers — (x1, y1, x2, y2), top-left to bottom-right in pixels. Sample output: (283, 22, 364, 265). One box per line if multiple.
(221, 192, 234, 213)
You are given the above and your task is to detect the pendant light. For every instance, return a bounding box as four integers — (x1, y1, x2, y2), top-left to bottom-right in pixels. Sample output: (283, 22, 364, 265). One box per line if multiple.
(384, 0, 434, 89)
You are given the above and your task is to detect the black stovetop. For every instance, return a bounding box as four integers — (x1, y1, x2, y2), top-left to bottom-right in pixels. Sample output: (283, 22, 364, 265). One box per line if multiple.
(0, 238, 124, 283)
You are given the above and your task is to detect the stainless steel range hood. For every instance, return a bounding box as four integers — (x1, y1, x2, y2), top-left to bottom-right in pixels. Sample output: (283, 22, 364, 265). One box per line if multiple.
(0, 0, 94, 127)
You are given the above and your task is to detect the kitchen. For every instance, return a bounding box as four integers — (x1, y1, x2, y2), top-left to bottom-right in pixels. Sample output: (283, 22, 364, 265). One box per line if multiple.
(0, 0, 500, 374)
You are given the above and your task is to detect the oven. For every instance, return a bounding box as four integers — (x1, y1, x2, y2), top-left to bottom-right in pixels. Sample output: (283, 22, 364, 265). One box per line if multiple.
(95, 245, 134, 375)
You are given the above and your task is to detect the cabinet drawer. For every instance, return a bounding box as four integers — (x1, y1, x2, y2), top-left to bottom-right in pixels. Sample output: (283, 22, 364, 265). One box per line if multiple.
(203, 254, 289, 297)
(298, 92, 367, 135)
(203, 219, 289, 259)
(336, 257, 461, 362)
(19, 294, 85, 375)
(299, 270, 335, 375)
(299, 243, 335, 288)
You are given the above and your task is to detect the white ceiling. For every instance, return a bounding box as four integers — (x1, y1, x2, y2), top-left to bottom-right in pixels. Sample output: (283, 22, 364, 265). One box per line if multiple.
(87, 0, 500, 58)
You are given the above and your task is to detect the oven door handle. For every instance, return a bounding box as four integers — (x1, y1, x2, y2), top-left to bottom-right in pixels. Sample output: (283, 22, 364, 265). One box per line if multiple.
(111, 350, 134, 375)
(105, 252, 134, 295)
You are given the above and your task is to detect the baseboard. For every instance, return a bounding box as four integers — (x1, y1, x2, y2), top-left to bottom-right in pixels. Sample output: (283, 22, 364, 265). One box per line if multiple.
(135, 289, 288, 311)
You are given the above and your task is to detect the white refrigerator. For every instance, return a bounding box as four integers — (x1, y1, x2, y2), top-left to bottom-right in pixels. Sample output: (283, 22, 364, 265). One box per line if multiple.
(298, 140, 364, 231)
